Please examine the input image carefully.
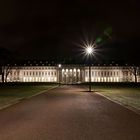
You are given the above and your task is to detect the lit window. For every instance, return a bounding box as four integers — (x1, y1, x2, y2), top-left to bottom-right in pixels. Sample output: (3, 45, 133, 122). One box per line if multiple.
(94, 71, 96, 76)
(86, 71, 88, 77)
(92, 71, 94, 76)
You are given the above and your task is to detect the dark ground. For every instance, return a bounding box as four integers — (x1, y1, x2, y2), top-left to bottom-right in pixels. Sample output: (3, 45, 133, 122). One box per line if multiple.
(0, 85, 140, 140)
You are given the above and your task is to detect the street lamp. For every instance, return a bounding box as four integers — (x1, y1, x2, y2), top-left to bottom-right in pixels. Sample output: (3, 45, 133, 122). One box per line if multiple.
(58, 64, 62, 86)
(85, 46, 94, 55)
(85, 45, 94, 92)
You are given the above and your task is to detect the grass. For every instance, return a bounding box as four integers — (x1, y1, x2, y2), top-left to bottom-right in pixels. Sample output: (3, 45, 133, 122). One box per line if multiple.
(92, 84, 140, 111)
(1, 82, 140, 112)
(0, 83, 58, 109)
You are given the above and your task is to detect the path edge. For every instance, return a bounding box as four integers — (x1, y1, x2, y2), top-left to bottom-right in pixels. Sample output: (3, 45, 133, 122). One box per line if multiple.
(95, 91, 140, 115)
(0, 85, 58, 111)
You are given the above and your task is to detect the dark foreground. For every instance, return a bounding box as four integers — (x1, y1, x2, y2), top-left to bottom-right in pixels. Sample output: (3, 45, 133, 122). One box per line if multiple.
(0, 85, 140, 140)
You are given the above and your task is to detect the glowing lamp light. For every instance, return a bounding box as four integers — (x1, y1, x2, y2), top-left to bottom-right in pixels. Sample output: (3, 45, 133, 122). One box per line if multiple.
(58, 64, 61, 68)
(85, 45, 94, 55)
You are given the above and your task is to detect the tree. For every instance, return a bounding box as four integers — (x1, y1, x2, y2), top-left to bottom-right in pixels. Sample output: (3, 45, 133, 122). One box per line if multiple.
(0, 47, 14, 82)
(1, 64, 13, 82)
(129, 66, 140, 83)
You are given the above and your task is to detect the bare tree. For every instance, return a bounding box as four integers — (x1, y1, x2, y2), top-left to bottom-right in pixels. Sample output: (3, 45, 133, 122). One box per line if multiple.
(2, 64, 13, 82)
(0, 47, 15, 83)
(129, 66, 140, 83)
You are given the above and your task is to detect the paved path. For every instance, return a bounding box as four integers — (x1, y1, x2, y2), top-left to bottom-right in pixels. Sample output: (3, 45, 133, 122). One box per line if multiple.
(0, 85, 140, 140)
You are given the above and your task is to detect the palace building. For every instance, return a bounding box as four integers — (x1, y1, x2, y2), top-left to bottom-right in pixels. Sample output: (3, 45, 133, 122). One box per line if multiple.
(1, 64, 140, 83)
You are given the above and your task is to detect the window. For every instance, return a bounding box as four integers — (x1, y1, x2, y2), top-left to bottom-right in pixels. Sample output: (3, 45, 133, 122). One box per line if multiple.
(101, 71, 103, 76)
(104, 71, 106, 76)
(86, 71, 88, 77)
(17, 71, 19, 75)
(114, 71, 115, 76)
(107, 71, 109, 76)
(92, 71, 94, 76)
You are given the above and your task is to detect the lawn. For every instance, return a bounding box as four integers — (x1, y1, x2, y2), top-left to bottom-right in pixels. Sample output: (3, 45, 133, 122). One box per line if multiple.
(93, 84, 140, 111)
(0, 83, 57, 109)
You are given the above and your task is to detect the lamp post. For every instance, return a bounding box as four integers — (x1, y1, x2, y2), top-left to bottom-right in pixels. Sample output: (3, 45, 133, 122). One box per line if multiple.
(58, 64, 61, 86)
(85, 45, 94, 92)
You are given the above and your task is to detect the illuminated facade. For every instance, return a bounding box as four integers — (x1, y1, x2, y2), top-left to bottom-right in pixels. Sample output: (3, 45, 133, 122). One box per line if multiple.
(2, 65, 139, 83)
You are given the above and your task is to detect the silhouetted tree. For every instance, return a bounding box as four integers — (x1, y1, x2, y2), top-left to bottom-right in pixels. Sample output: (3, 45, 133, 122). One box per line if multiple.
(0, 47, 14, 82)
(129, 66, 140, 83)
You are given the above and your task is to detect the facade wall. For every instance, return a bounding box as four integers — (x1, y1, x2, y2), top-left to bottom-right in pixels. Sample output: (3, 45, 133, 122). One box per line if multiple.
(4, 65, 139, 83)
(7, 66, 57, 82)
(85, 67, 124, 82)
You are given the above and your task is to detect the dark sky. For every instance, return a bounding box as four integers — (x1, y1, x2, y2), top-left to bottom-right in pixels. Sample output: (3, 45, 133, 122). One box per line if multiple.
(0, 0, 140, 63)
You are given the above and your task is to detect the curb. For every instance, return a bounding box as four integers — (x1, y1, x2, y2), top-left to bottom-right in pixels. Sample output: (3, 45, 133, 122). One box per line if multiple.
(24, 85, 58, 99)
(95, 92, 140, 116)
(0, 86, 58, 111)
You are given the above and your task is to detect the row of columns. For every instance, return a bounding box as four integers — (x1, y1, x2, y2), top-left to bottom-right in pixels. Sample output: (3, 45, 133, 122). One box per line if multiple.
(58, 68, 84, 84)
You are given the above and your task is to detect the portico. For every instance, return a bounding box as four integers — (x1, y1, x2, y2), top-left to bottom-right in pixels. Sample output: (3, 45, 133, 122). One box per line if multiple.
(59, 66, 85, 84)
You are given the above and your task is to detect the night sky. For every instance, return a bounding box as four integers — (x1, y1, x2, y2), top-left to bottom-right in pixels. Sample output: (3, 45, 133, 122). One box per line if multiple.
(0, 0, 140, 63)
